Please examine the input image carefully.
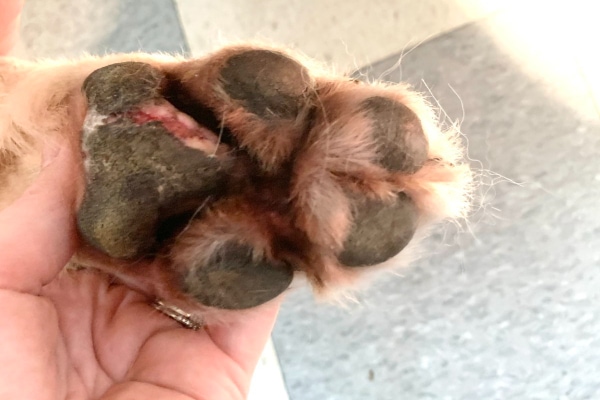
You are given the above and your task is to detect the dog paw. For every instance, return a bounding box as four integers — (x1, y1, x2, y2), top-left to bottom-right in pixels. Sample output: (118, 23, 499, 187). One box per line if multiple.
(77, 46, 471, 310)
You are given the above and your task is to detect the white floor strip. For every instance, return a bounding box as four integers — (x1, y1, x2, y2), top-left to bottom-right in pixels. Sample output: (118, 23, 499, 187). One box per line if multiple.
(248, 338, 290, 400)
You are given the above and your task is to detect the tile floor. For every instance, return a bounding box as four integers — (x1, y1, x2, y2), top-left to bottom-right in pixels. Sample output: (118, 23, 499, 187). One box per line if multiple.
(11, 0, 600, 399)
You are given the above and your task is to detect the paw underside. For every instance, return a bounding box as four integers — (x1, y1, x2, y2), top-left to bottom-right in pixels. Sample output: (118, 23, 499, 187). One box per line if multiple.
(78, 46, 452, 310)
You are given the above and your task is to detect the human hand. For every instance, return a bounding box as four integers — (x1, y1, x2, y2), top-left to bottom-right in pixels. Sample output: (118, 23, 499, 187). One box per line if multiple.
(0, 144, 281, 399)
(0, 0, 23, 55)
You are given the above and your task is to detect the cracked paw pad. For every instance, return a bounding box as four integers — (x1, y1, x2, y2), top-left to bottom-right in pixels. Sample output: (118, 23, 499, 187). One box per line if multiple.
(78, 62, 231, 259)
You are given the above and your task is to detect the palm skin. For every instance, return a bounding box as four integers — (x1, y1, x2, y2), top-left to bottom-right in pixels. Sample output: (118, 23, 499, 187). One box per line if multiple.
(0, 145, 280, 400)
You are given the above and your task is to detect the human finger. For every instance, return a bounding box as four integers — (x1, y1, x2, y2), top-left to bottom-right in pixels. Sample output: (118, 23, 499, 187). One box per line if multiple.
(0, 144, 79, 292)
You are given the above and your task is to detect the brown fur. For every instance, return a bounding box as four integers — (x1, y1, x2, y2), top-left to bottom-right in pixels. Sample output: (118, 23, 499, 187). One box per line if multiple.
(0, 44, 473, 324)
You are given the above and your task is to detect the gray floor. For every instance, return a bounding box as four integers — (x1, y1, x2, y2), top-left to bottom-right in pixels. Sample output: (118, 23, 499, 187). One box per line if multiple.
(17, 0, 187, 58)
(17, 1, 600, 399)
(274, 12, 600, 400)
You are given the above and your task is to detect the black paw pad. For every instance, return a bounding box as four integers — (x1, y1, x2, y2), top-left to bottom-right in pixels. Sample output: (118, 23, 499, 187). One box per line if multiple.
(78, 123, 228, 259)
(182, 242, 294, 309)
(220, 50, 312, 120)
(83, 62, 164, 114)
(338, 193, 419, 267)
(361, 96, 429, 173)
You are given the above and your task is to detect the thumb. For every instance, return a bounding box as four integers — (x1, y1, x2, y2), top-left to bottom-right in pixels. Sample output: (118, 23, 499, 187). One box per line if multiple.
(0, 144, 80, 293)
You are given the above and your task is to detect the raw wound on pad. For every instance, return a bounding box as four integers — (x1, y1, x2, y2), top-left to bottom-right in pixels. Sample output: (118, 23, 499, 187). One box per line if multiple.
(78, 62, 229, 259)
